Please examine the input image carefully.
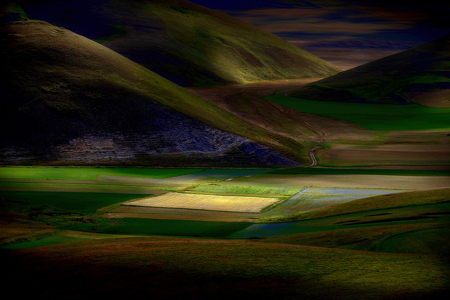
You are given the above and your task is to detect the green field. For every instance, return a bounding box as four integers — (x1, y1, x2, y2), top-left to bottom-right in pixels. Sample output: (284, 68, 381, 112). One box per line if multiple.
(266, 95, 450, 130)
(0, 191, 150, 214)
(188, 184, 304, 196)
(0, 167, 202, 180)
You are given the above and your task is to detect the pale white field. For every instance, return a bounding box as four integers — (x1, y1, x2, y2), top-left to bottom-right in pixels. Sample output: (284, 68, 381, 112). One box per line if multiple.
(123, 192, 280, 213)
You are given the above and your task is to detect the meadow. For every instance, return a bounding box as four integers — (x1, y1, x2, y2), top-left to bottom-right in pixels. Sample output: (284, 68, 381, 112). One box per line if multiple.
(266, 95, 450, 130)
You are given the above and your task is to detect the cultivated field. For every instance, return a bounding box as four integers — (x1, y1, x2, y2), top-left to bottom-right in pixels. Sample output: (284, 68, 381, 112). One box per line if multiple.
(317, 144, 450, 167)
(1, 166, 449, 299)
(221, 173, 450, 190)
(123, 192, 280, 213)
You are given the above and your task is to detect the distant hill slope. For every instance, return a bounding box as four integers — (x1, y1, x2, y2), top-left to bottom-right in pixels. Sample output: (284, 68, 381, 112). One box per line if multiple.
(17, 0, 340, 87)
(287, 34, 450, 106)
(0, 22, 301, 166)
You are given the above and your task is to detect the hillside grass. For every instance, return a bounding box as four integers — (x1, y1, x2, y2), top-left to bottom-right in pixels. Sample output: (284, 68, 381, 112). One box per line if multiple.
(265, 188, 450, 223)
(142, 0, 341, 85)
(19, 0, 340, 88)
(266, 95, 450, 130)
(263, 222, 450, 255)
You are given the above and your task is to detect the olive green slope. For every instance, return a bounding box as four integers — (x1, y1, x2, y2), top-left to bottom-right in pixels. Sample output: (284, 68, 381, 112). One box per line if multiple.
(287, 34, 450, 106)
(18, 0, 341, 87)
(0, 22, 303, 166)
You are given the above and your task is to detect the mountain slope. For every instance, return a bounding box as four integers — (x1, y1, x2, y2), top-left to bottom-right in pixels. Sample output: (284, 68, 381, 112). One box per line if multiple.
(0, 21, 301, 166)
(287, 34, 450, 106)
(18, 0, 341, 87)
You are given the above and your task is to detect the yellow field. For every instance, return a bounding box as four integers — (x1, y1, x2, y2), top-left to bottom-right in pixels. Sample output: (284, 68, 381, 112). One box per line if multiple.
(123, 192, 279, 213)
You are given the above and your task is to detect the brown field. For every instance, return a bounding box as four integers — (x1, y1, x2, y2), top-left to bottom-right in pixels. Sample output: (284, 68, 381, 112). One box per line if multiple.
(412, 89, 450, 107)
(106, 208, 257, 222)
(0, 214, 56, 246)
(123, 192, 280, 213)
(384, 129, 450, 144)
(318, 144, 450, 166)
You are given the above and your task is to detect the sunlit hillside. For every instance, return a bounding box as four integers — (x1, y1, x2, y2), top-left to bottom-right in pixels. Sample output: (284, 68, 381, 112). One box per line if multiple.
(17, 0, 341, 87)
(287, 34, 450, 106)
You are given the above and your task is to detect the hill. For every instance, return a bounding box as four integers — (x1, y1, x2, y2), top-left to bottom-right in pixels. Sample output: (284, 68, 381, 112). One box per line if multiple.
(286, 34, 450, 106)
(0, 21, 302, 166)
(15, 0, 341, 87)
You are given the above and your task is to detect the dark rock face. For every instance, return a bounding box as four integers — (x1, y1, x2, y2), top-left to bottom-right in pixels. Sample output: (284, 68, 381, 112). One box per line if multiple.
(1, 12, 24, 25)
(0, 99, 298, 167)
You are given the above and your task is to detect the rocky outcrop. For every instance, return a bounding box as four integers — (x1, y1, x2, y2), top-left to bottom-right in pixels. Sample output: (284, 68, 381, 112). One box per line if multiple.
(0, 100, 299, 167)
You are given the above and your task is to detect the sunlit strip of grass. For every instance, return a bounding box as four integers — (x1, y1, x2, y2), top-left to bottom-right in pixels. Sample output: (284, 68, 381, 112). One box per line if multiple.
(0, 181, 174, 190)
(0, 167, 203, 180)
(188, 185, 304, 196)
(266, 95, 450, 130)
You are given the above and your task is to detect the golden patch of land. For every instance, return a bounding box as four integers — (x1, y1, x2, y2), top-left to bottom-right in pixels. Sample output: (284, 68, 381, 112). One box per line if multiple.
(123, 192, 280, 213)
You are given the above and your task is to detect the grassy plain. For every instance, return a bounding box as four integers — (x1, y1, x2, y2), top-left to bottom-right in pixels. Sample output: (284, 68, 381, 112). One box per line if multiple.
(266, 95, 450, 130)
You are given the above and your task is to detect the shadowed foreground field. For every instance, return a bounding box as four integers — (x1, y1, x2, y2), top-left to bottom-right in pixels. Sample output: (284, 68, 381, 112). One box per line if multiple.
(1, 167, 449, 299)
(1, 237, 449, 300)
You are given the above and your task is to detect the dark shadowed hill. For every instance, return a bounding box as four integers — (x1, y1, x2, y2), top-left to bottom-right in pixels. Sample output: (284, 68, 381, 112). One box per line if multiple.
(286, 34, 450, 106)
(16, 0, 340, 87)
(0, 21, 302, 166)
